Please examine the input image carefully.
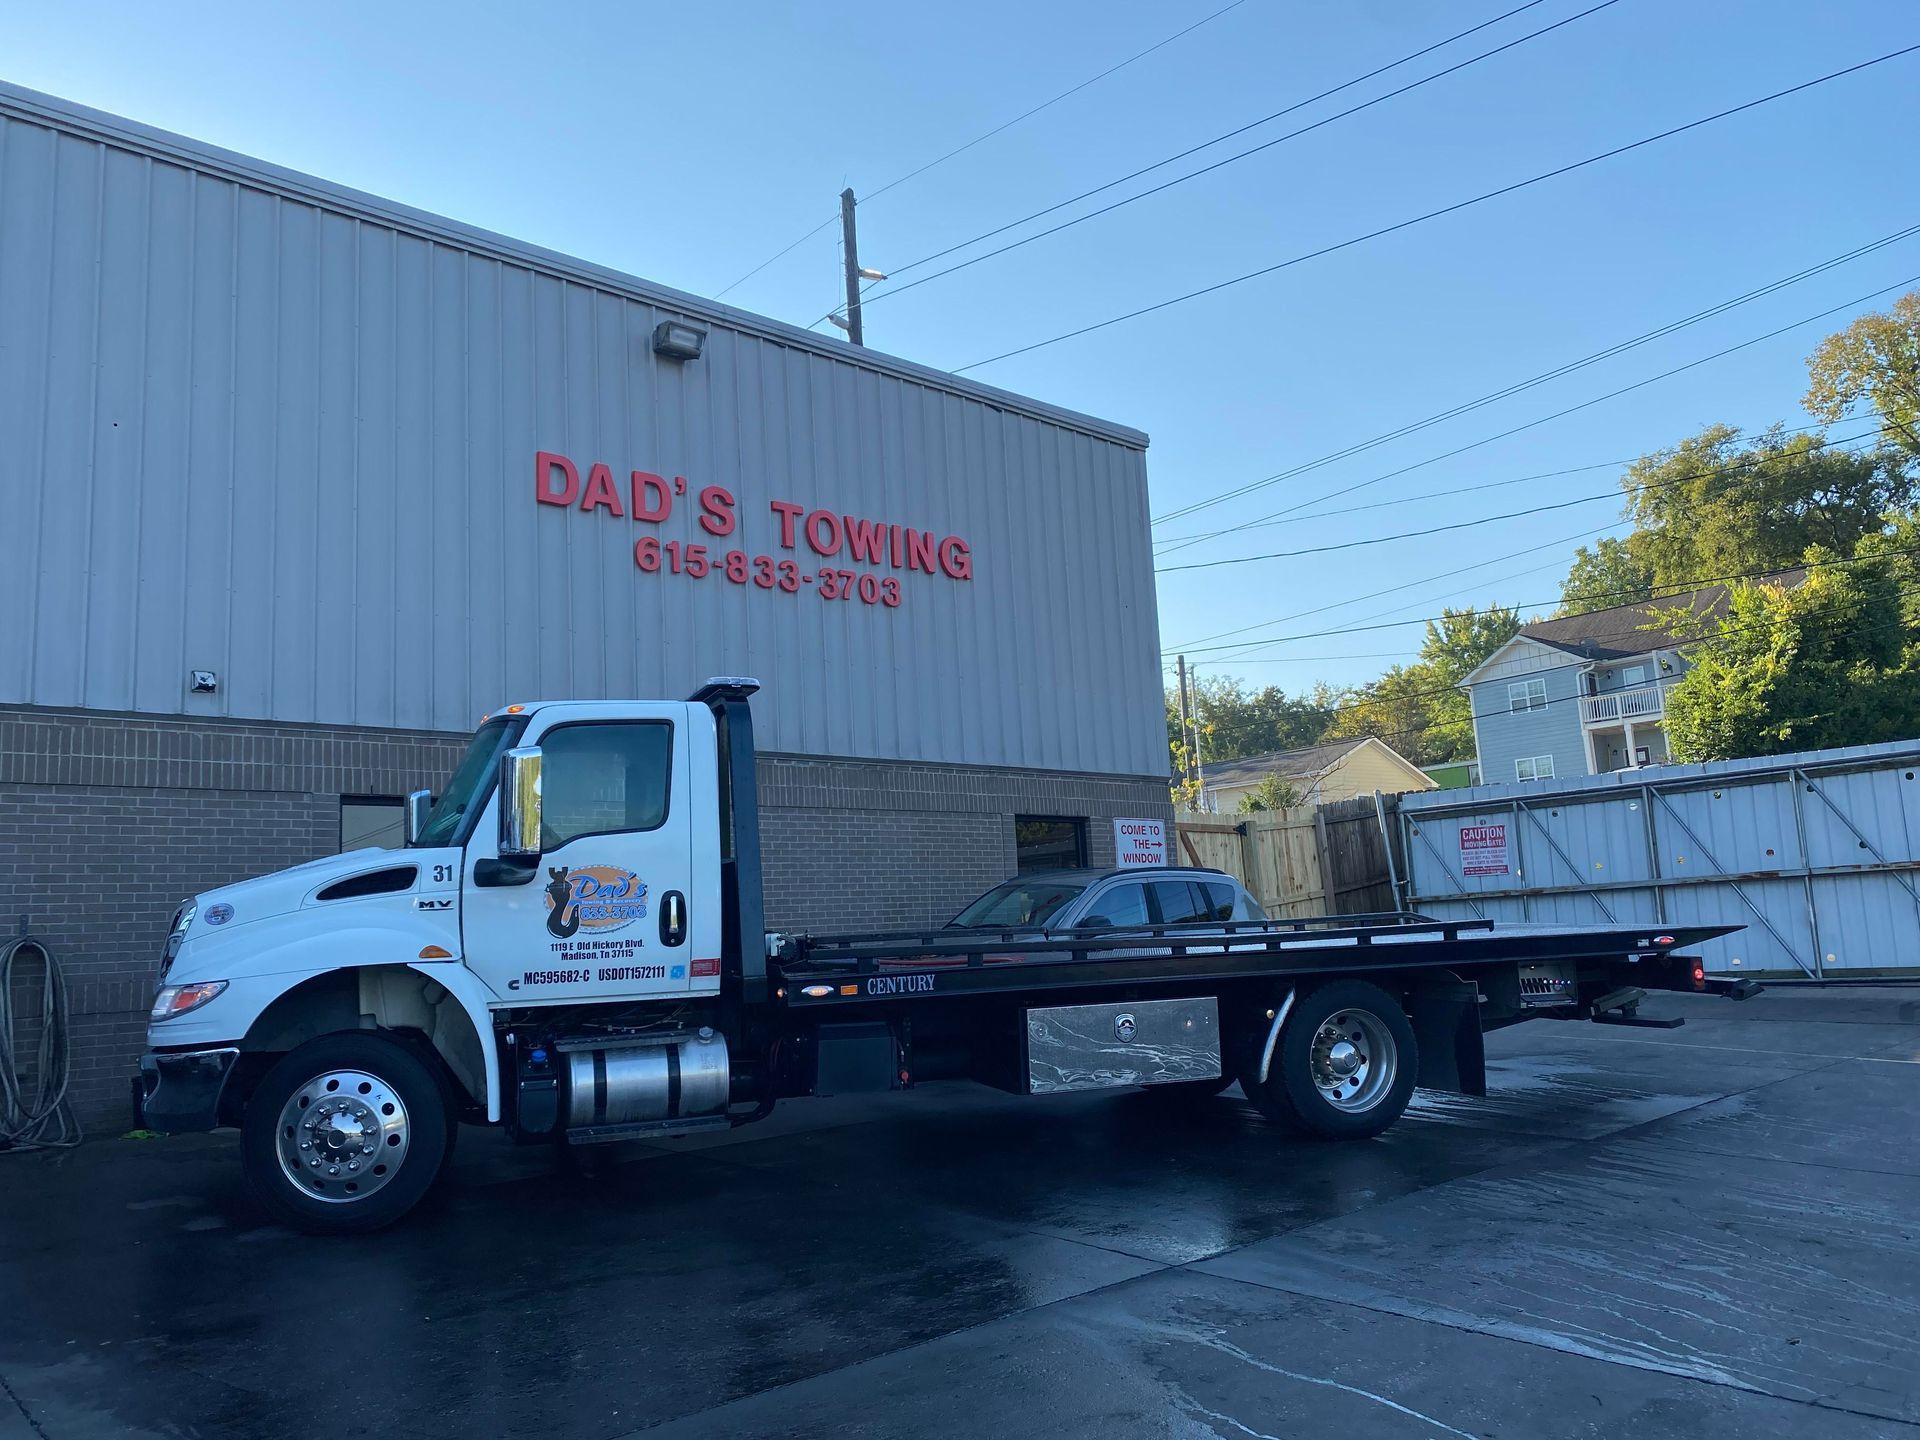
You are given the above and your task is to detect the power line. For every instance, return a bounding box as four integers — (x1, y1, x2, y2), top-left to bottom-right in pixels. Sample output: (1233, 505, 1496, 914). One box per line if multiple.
(1165, 426, 1893, 656)
(1154, 418, 1862, 544)
(861, 0, 1254, 207)
(712, 0, 1252, 302)
(1179, 545, 1920, 658)
(1153, 272, 1920, 559)
(1149, 224, 1920, 536)
(952, 42, 1920, 373)
(1198, 553, 1604, 668)
(1171, 521, 1633, 653)
(1156, 428, 1888, 575)
(842, 0, 1608, 318)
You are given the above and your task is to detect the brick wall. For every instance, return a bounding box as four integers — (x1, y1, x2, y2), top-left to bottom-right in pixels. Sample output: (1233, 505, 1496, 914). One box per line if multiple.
(1, 706, 1170, 1133)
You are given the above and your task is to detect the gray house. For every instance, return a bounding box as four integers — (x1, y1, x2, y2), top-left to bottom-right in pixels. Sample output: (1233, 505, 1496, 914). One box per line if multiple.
(1459, 575, 1801, 783)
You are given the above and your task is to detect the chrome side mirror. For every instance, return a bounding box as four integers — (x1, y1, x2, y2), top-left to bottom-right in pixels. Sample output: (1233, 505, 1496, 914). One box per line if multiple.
(403, 790, 432, 846)
(498, 747, 544, 857)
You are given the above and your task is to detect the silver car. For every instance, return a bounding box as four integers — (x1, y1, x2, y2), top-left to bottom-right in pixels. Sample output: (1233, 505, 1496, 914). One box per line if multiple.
(947, 866, 1268, 934)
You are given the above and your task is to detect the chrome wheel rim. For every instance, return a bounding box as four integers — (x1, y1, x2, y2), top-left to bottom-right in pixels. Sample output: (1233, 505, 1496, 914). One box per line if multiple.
(275, 1068, 410, 1204)
(1310, 1010, 1396, 1112)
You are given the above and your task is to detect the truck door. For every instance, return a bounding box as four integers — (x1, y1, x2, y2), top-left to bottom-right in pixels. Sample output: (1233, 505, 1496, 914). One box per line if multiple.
(461, 707, 697, 1005)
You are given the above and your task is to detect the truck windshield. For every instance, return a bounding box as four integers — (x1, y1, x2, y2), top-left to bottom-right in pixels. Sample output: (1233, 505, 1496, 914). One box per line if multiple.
(949, 878, 1086, 929)
(412, 717, 522, 848)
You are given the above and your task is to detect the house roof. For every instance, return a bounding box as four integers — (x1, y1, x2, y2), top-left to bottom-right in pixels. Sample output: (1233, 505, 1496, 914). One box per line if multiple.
(1460, 569, 1808, 680)
(1201, 738, 1368, 790)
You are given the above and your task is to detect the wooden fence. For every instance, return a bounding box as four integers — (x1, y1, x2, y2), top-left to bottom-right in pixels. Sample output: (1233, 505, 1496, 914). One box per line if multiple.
(1175, 794, 1399, 918)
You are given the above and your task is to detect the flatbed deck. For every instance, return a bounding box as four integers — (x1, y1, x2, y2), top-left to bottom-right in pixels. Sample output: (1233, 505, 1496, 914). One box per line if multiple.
(773, 915, 1740, 1007)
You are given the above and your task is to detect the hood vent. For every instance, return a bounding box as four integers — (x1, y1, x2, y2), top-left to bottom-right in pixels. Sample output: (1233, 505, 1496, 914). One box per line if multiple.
(317, 866, 418, 902)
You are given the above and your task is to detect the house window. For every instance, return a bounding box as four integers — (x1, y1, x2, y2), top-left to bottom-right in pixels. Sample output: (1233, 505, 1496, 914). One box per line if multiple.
(1508, 677, 1548, 713)
(1016, 816, 1087, 873)
(341, 796, 405, 852)
(1621, 664, 1649, 686)
(1515, 755, 1555, 782)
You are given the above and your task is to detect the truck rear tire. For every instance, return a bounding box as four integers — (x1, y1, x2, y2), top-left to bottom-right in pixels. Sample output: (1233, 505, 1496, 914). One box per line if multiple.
(1246, 981, 1417, 1140)
(241, 1032, 450, 1234)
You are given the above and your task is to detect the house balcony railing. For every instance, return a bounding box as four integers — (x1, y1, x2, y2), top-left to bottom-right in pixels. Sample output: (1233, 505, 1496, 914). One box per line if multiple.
(1580, 680, 1669, 725)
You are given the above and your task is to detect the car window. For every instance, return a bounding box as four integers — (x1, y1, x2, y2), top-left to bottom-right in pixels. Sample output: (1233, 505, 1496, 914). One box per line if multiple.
(1081, 882, 1149, 928)
(1232, 887, 1269, 922)
(1150, 880, 1210, 925)
(1200, 882, 1240, 922)
(950, 879, 1085, 928)
(539, 722, 672, 850)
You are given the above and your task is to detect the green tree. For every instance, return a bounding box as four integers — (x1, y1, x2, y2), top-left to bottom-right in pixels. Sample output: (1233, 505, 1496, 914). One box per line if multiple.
(1164, 675, 1342, 771)
(1643, 427, 1905, 584)
(1236, 773, 1306, 813)
(1559, 535, 1654, 615)
(1662, 555, 1920, 762)
(1325, 605, 1519, 766)
(1555, 424, 1912, 614)
(1805, 291, 1920, 458)
(1164, 676, 1345, 808)
(1418, 604, 1523, 675)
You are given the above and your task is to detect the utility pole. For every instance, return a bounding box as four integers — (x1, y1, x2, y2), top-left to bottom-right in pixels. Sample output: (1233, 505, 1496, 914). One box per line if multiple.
(1176, 654, 1197, 810)
(839, 187, 864, 347)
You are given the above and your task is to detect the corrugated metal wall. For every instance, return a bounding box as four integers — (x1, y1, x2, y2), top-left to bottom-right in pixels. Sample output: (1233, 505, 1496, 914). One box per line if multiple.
(0, 87, 1164, 777)
(1397, 740, 1920, 977)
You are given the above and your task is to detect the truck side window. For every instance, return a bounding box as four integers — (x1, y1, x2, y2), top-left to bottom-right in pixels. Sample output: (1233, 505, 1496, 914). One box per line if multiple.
(538, 722, 673, 850)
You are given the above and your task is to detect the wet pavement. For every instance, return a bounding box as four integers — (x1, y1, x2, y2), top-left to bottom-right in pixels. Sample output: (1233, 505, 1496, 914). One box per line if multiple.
(2, 986, 1917, 1438)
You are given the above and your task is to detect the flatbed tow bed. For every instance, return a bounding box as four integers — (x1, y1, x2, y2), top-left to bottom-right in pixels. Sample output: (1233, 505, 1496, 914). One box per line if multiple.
(136, 679, 1760, 1233)
(773, 915, 1747, 1001)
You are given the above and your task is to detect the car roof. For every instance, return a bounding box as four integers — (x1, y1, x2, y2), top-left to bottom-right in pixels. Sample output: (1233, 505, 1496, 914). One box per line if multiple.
(1003, 866, 1233, 887)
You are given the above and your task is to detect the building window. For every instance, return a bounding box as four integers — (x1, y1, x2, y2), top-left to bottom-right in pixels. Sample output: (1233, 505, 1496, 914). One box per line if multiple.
(1621, 664, 1649, 686)
(1015, 816, 1087, 873)
(1515, 755, 1555, 782)
(1508, 677, 1548, 712)
(341, 796, 405, 852)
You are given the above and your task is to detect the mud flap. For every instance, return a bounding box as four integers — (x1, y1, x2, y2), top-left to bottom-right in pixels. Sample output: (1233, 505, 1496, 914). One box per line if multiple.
(1404, 978, 1486, 1098)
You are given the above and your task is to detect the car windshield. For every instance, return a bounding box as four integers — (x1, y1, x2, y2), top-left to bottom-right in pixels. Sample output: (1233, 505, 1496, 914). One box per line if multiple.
(412, 717, 522, 848)
(949, 878, 1087, 929)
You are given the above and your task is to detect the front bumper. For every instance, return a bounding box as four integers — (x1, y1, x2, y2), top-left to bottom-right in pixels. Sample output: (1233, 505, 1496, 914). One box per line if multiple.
(137, 1047, 240, 1133)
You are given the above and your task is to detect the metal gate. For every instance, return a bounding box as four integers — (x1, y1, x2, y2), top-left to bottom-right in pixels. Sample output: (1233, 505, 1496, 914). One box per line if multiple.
(1396, 740, 1920, 978)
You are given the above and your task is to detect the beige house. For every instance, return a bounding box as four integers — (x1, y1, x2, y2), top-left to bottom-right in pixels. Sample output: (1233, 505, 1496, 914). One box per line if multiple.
(1200, 737, 1436, 812)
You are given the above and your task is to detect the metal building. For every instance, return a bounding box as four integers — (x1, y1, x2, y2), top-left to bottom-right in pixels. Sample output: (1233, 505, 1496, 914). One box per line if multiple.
(0, 83, 1171, 1126)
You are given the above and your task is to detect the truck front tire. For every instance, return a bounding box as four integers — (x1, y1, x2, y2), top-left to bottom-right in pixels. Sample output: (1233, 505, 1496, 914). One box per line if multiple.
(241, 1033, 451, 1234)
(1246, 980, 1417, 1140)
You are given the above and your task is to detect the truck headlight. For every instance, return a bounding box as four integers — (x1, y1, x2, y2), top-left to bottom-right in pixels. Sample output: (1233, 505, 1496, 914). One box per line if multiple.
(151, 980, 227, 1021)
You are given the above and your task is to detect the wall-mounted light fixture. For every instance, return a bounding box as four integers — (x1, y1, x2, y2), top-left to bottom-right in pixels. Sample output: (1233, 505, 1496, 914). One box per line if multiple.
(190, 670, 218, 693)
(652, 319, 707, 361)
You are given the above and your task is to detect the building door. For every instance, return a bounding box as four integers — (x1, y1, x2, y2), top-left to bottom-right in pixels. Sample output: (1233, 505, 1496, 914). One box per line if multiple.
(461, 708, 699, 1004)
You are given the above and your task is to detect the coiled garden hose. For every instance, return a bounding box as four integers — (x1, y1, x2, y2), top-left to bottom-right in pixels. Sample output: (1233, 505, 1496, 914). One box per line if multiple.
(0, 935, 82, 1150)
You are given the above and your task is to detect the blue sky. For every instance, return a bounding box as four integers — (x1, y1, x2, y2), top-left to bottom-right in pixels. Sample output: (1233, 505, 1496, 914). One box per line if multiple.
(6, 0, 1916, 699)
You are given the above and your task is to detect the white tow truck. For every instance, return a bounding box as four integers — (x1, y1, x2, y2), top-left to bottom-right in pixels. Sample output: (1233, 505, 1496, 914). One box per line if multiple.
(139, 680, 1748, 1232)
